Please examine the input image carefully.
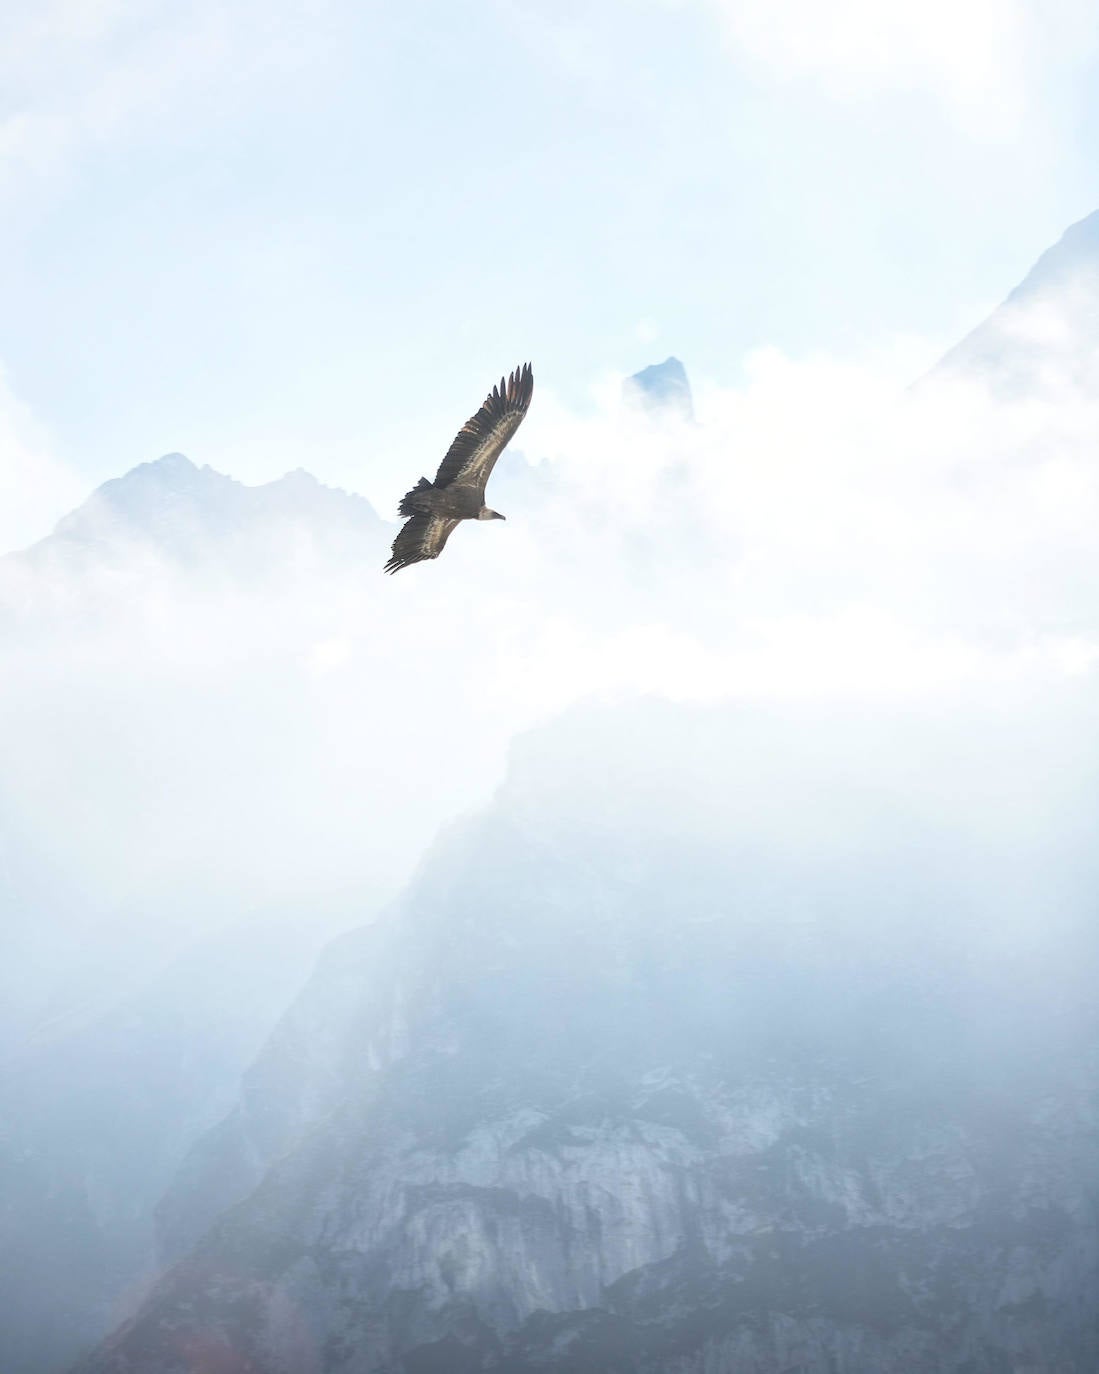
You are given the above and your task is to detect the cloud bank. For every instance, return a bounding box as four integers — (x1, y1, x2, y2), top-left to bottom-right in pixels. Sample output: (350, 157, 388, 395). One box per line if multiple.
(692, 0, 1097, 137)
(0, 368, 82, 552)
(3, 298, 1099, 1042)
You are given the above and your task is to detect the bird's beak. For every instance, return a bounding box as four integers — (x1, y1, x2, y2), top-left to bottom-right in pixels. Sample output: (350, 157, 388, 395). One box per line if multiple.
(496, 512, 507, 520)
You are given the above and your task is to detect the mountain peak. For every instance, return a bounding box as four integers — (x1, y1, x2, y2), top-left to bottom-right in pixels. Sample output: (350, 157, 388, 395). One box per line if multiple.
(15, 453, 384, 575)
(47, 453, 241, 550)
(121, 452, 205, 491)
(272, 467, 321, 490)
(623, 356, 695, 421)
(149, 451, 196, 471)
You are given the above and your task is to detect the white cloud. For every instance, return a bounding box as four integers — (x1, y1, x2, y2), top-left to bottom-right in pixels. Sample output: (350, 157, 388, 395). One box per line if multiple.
(0, 0, 337, 196)
(516, 341, 1099, 709)
(693, 0, 1097, 136)
(5, 301, 1099, 976)
(0, 368, 83, 553)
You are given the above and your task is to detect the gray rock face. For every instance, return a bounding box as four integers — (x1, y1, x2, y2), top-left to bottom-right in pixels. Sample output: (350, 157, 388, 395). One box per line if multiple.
(80, 700, 1099, 1374)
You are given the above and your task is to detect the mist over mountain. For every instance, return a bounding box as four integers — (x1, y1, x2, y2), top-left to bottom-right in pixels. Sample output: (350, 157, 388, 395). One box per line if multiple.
(0, 456, 393, 1045)
(5, 211, 1099, 1374)
(78, 698, 1099, 1373)
(0, 462, 393, 1374)
(6, 453, 387, 616)
(0, 432, 573, 1373)
(0, 918, 337, 1374)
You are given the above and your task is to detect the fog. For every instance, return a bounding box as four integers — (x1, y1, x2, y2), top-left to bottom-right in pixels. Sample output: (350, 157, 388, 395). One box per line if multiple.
(6, 316, 1099, 927)
(3, 279, 1099, 1369)
(4, 306, 1099, 1031)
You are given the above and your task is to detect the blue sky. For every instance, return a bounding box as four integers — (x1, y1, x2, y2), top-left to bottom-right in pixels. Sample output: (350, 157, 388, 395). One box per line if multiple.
(2, 0, 1099, 540)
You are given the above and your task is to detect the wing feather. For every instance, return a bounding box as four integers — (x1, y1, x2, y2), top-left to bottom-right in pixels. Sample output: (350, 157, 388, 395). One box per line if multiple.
(432, 362, 534, 496)
(384, 513, 460, 574)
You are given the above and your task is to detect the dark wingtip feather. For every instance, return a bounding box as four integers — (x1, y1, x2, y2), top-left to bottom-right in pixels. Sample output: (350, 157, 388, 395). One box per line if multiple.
(384, 547, 423, 574)
(503, 362, 533, 409)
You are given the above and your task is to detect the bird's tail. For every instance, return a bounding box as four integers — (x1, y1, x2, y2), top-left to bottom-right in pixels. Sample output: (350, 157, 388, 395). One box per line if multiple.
(398, 477, 435, 518)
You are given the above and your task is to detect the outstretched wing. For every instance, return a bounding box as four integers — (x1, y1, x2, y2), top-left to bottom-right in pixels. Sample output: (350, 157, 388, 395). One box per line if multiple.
(384, 513, 460, 574)
(432, 362, 534, 497)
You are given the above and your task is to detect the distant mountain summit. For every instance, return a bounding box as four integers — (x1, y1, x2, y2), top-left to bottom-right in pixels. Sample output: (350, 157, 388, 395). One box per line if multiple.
(930, 209, 1099, 396)
(51, 452, 381, 553)
(5, 453, 386, 592)
(623, 356, 695, 421)
(51, 453, 249, 552)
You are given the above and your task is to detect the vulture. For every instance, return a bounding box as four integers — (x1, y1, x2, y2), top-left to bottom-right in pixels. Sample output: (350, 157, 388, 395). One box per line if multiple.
(385, 362, 534, 573)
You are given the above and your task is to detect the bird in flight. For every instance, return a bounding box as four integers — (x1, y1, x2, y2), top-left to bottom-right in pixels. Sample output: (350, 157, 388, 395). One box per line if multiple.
(385, 362, 534, 573)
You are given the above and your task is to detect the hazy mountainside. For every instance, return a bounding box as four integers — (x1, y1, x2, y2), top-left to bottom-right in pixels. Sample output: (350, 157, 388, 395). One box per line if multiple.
(79, 699, 1099, 1374)
(0, 449, 394, 1054)
(1, 421, 596, 1374)
(153, 917, 403, 1270)
(10, 201, 1099, 1374)
(0, 459, 392, 1374)
(11, 452, 386, 583)
(0, 919, 339, 1374)
(0, 447, 393, 1059)
(930, 209, 1099, 396)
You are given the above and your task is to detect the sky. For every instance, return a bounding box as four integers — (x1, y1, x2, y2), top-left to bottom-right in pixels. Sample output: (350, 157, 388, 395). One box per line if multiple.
(2, 0, 1099, 547)
(5, 13, 1099, 1368)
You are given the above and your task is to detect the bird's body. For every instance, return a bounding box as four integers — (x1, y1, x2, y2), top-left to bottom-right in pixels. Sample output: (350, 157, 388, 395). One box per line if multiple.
(385, 362, 533, 573)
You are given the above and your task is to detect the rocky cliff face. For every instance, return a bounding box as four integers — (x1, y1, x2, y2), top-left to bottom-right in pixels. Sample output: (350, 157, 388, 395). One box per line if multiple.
(79, 700, 1099, 1373)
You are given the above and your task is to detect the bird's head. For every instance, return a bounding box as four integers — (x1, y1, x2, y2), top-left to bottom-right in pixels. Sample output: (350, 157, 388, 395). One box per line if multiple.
(478, 507, 506, 521)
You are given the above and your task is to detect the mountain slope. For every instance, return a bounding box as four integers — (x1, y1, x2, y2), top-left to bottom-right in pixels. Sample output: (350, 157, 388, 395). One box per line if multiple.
(0, 918, 343, 1374)
(930, 209, 1099, 396)
(78, 699, 1099, 1374)
(0, 454, 391, 1374)
(10, 199, 1099, 1374)
(5, 452, 387, 597)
